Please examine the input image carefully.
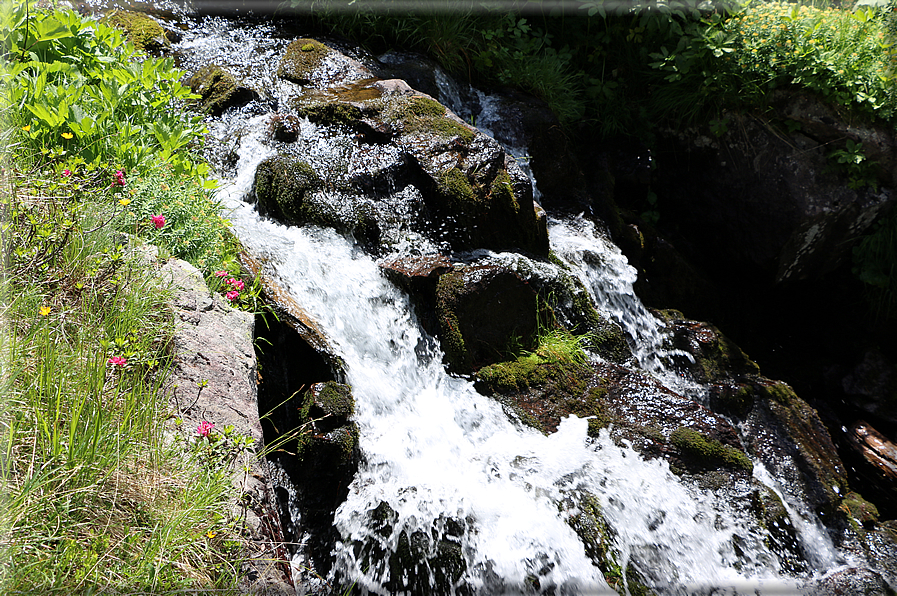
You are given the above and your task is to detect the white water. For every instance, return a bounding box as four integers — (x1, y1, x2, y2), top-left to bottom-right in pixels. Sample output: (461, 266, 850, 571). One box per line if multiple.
(185, 18, 850, 594)
(214, 126, 811, 594)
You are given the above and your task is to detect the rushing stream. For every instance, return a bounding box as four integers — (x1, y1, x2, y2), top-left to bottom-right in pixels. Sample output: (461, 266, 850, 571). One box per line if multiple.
(169, 13, 879, 595)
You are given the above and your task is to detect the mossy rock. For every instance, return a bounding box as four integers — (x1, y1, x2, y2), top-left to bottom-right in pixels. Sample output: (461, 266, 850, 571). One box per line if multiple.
(253, 155, 323, 225)
(186, 64, 258, 117)
(278, 38, 330, 84)
(560, 491, 654, 596)
(669, 427, 753, 473)
(102, 10, 168, 54)
(435, 265, 545, 374)
(385, 96, 476, 144)
(475, 344, 608, 435)
(294, 101, 364, 126)
(307, 381, 354, 419)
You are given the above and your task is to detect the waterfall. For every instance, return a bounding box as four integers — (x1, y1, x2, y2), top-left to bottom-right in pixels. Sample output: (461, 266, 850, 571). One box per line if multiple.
(215, 130, 802, 595)
(175, 15, 859, 595)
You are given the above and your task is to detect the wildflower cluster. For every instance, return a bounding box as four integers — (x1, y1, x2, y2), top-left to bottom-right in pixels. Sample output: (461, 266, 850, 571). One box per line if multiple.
(190, 419, 255, 469)
(719, 2, 897, 118)
(215, 271, 245, 302)
(111, 169, 126, 188)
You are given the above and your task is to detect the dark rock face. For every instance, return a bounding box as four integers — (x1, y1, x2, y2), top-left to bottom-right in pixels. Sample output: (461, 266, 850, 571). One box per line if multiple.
(653, 111, 894, 283)
(435, 265, 543, 374)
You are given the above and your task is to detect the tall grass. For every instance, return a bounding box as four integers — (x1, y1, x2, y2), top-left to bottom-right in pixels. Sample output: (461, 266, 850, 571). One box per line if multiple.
(1, 4, 258, 591)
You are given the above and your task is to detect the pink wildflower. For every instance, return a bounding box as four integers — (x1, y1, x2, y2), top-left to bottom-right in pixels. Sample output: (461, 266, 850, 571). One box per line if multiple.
(62, 169, 72, 178)
(107, 356, 127, 366)
(225, 290, 239, 301)
(227, 278, 245, 291)
(110, 170, 126, 187)
(150, 214, 166, 229)
(214, 270, 229, 277)
(197, 421, 215, 437)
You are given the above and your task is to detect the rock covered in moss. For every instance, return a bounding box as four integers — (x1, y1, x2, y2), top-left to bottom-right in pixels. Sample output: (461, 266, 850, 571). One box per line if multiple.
(277, 38, 372, 87)
(287, 72, 549, 255)
(435, 264, 546, 373)
(186, 64, 258, 117)
(252, 155, 322, 224)
(102, 10, 170, 54)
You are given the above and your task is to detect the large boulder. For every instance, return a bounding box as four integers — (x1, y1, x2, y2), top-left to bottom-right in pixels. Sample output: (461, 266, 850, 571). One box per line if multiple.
(278, 53, 549, 255)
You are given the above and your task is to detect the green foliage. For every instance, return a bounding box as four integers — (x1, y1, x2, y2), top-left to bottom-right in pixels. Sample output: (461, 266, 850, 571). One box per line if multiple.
(827, 139, 879, 190)
(0, 5, 261, 592)
(2, 3, 208, 177)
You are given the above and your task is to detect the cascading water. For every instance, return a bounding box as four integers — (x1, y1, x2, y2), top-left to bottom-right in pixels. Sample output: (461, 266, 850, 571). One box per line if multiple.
(174, 15, 865, 595)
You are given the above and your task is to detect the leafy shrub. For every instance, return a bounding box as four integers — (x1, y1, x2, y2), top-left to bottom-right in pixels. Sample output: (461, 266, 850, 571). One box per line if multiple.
(1, 3, 208, 176)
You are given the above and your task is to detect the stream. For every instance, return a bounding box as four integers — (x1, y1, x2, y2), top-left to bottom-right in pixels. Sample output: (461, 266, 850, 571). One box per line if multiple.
(170, 12, 885, 596)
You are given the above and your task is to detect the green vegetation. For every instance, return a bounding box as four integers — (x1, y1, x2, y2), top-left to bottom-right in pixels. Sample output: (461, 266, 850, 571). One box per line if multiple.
(669, 427, 754, 472)
(1, 4, 263, 591)
(289, 0, 897, 134)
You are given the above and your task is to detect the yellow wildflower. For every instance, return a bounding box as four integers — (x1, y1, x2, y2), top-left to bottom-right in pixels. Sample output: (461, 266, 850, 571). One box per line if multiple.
(39, 306, 51, 316)
(118, 198, 131, 206)
(21, 125, 30, 132)
(61, 132, 73, 140)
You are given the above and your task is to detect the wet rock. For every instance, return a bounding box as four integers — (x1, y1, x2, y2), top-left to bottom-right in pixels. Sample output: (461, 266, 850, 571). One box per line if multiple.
(348, 502, 470, 596)
(653, 111, 894, 283)
(186, 64, 258, 117)
(252, 154, 323, 224)
(266, 113, 301, 143)
(654, 310, 761, 384)
(435, 264, 545, 374)
(802, 566, 896, 596)
(593, 362, 752, 476)
(740, 380, 850, 519)
(266, 382, 360, 578)
(559, 490, 652, 594)
(277, 38, 372, 87)
(160, 257, 293, 595)
(288, 69, 550, 255)
(241, 250, 346, 379)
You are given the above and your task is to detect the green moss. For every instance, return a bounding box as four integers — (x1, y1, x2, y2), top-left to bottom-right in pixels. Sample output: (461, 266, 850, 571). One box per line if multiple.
(278, 38, 329, 84)
(185, 65, 255, 117)
(490, 169, 520, 214)
(435, 271, 468, 371)
(437, 168, 478, 210)
(764, 381, 797, 405)
(839, 491, 880, 526)
(670, 427, 753, 473)
(294, 101, 363, 126)
(313, 381, 355, 417)
(102, 10, 168, 53)
(388, 96, 475, 143)
(253, 156, 322, 224)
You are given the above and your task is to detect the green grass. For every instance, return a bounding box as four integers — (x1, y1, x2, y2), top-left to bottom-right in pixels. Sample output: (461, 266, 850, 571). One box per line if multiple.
(1, 4, 265, 592)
